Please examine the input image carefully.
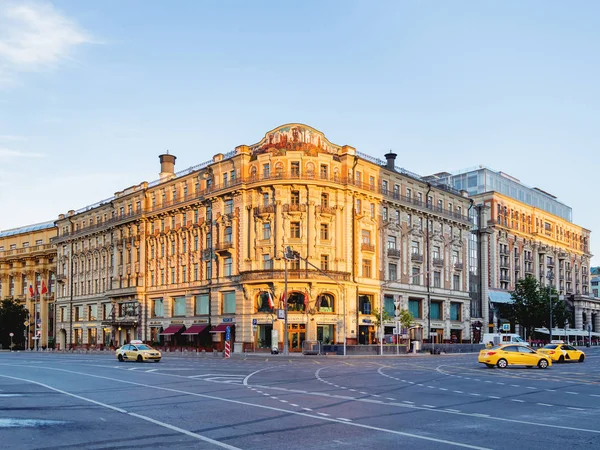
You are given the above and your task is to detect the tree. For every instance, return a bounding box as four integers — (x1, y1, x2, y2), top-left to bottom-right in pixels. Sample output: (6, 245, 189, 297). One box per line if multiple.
(503, 276, 571, 340)
(0, 299, 28, 350)
(398, 309, 415, 330)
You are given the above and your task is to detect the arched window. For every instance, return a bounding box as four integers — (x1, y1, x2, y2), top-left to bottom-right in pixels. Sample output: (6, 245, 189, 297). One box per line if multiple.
(257, 291, 274, 312)
(286, 291, 307, 312)
(317, 294, 334, 313)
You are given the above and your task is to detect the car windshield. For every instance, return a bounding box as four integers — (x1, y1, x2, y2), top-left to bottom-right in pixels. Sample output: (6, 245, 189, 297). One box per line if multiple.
(135, 344, 152, 350)
(542, 344, 557, 349)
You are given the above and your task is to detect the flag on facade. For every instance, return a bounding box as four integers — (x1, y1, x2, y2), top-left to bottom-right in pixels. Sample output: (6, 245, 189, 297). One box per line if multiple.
(280, 291, 286, 307)
(303, 293, 309, 309)
(267, 292, 274, 309)
(28, 284, 34, 297)
(41, 281, 48, 295)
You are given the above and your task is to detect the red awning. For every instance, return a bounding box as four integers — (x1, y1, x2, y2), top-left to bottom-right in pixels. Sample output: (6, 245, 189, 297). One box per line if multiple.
(159, 324, 185, 335)
(210, 323, 235, 333)
(181, 324, 209, 335)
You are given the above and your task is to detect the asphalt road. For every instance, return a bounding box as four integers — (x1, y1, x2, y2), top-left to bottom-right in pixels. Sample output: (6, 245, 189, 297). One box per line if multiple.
(1, 348, 600, 450)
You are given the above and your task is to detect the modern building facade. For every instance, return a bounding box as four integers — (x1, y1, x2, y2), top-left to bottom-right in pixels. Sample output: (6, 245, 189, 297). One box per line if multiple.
(0, 221, 57, 348)
(52, 124, 473, 352)
(432, 166, 596, 336)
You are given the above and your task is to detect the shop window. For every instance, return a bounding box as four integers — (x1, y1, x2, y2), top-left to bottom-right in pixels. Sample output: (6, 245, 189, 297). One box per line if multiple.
(223, 291, 236, 314)
(408, 299, 421, 318)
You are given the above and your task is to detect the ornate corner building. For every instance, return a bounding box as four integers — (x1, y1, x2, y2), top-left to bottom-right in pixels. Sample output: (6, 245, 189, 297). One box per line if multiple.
(49, 124, 474, 352)
(434, 167, 595, 335)
(0, 221, 57, 348)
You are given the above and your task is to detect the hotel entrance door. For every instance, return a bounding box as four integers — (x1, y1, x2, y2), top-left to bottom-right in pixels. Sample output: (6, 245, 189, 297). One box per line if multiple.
(287, 323, 306, 352)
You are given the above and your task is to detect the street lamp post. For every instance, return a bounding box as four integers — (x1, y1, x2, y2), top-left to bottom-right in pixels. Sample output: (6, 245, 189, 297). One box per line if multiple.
(546, 270, 554, 342)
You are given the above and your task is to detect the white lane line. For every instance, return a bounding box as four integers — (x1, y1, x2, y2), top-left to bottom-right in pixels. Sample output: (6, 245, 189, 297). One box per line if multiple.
(566, 392, 579, 395)
(0, 394, 24, 397)
(302, 408, 312, 411)
(0, 375, 240, 450)
(591, 394, 600, 398)
(568, 407, 585, 411)
(445, 409, 461, 413)
(439, 388, 448, 391)
(488, 396, 501, 399)
(471, 413, 490, 417)
(372, 394, 381, 397)
(386, 397, 396, 401)
(337, 418, 352, 422)
(402, 401, 414, 404)
(469, 393, 482, 397)
(510, 385, 520, 388)
(290, 404, 299, 407)
(545, 389, 556, 392)
(537, 403, 553, 407)
(359, 392, 368, 395)
(511, 399, 525, 403)
(317, 412, 330, 417)
(11, 364, 600, 441)
(526, 387, 536, 390)
(422, 405, 435, 408)
(427, 386, 436, 389)
(453, 390, 463, 394)
(279, 400, 288, 403)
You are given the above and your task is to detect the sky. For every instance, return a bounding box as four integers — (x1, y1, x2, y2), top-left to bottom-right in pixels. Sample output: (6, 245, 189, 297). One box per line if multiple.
(0, 1, 598, 265)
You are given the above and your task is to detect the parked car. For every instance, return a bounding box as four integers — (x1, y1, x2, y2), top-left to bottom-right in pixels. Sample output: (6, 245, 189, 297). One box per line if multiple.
(116, 340, 161, 362)
(538, 342, 585, 363)
(478, 344, 551, 369)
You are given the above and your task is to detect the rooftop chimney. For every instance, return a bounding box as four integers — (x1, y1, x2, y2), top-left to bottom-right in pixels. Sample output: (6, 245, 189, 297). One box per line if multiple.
(159, 152, 176, 181)
(384, 151, 397, 171)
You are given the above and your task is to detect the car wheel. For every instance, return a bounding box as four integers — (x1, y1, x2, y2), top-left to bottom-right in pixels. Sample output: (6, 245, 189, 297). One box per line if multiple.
(137, 355, 143, 363)
(558, 355, 565, 363)
(579, 355, 585, 363)
(497, 359, 508, 369)
(118, 354, 124, 362)
(538, 359, 549, 369)
(485, 364, 495, 368)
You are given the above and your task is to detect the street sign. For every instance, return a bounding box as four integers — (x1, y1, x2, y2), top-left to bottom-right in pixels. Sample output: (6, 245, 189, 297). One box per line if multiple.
(277, 309, 285, 320)
(502, 323, 510, 331)
(37, 319, 42, 326)
(225, 326, 231, 341)
(252, 318, 257, 325)
(24, 321, 29, 327)
(393, 300, 401, 308)
(394, 310, 400, 317)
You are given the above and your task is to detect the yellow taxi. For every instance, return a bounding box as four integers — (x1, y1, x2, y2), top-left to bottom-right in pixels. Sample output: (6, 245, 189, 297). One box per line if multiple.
(479, 344, 552, 369)
(538, 341, 585, 363)
(116, 340, 161, 363)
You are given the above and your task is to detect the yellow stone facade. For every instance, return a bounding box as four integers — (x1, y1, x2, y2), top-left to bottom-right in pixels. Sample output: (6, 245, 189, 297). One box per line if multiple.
(53, 124, 474, 352)
(0, 221, 57, 349)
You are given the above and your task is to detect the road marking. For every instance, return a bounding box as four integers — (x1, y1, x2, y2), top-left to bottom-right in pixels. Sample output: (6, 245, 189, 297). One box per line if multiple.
(302, 408, 312, 411)
(487, 396, 501, 399)
(422, 405, 435, 408)
(439, 388, 448, 391)
(0, 375, 241, 450)
(453, 390, 463, 394)
(445, 409, 460, 413)
(317, 412, 330, 417)
(471, 413, 490, 417)
(359, 391, 368, 394)
(290, 404, 299, 407)
(469, 393, 482, 397)
(402, 401, 414, 404)
(537, 403, 552, 407)
(568, 407, 585, 411)
(0, 394, 24, 397)
(591, 394, 600, 398)
(565, 392, 578, 395)
(511, 399, 525, 403)
(337, 418, 352, 422)
(279, 400, 288, 403)
(510, 385, 520, 388)
(386, 397, 396, 401)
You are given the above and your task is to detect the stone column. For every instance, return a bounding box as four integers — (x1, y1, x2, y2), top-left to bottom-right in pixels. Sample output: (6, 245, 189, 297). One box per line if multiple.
(307, 201, 315, 259)
(275, 201, 283, 252)
(574, 304, 584, 330)
(594, 311, 600, 333)
(335, 206, 343, 262)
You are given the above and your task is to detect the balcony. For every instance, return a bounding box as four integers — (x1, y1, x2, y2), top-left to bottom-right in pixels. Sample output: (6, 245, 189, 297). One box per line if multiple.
(432, 258, 444, 267)
(411, 253, 423, 263)
(500, 259, 510, 269)
(387, 248, 401, 258)
(215, 241, 234, 253)
(453, 262, 463, 271)
(316, 205, 336, 215)
(240, 269, 351, 283)
(361, 243, 375, 253)
(283, 204, 307, 214)
(202, 249, 213, 261)
(500, 274, 511, 282)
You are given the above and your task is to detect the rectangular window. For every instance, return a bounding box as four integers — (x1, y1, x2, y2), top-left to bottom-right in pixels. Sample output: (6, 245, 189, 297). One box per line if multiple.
(291, 161, 300, 177)
(362, 229, 371, 244)
(321, 254, 329, 271)
(88, 304, 97, 321)
(382, 207, 388, 221)
(453, 274, 460, 291)
(320, 223, 329, 240)
(263, 164, 270, 178)
(320, 165, 328, 179)
(387, 235, 397, 249)
(388, 263, 397, 281)
(358, 294, 372, 315)
(430, 301, 442, 320)
(171, 268, 175, 284)
(263, 193, 270, 207)
(291, 190, 300, 205)
(450, 302, 461, 321)
(408, 299, 421, 318)
(224, 257, 232, 276)
(182, 265, 187, 283)
(263, 222, 271, 239)
(433, 271, 441, 288)
(223, 291, 236, 314)
(355, 199, 361, 214)
(225, 199, 233, 214)
(195, 294, 209, 315)
(263, 254, 272, 270)
(153, 299, 164, 317)
(370, 203, 375, 218)
(206, 261, 212, 279)
(173, 297, 186, 316)
(382, 180, 388, 194)
(194, 264, 199, 281)
(362, 259, 372, 278)
(411, 241, 420, 254)
(412, 267, 420, 284)
(290, 222, 300, 238)
(225, 226, 232, 242)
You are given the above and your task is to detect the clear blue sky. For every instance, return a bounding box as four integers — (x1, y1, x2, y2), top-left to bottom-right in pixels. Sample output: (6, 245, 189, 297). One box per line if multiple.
(0, 1, 598, 265)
